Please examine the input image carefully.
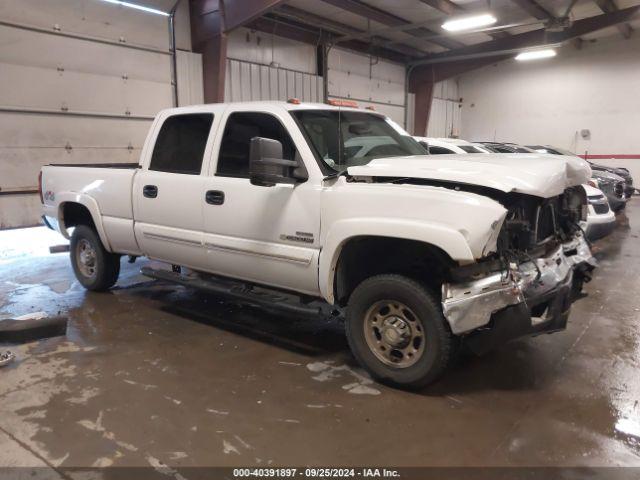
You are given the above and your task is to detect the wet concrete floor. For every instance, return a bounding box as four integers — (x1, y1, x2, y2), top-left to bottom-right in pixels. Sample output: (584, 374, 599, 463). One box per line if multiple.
(1, 200, 639, 472)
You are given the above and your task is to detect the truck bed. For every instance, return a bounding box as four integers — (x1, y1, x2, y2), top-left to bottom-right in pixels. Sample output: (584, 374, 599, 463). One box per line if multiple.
(41, 164, 138, 229)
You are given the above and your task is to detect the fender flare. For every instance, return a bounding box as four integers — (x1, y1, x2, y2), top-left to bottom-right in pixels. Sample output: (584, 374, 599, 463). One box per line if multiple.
(55, 192, 113, 252)
(318, 218, 475, 304)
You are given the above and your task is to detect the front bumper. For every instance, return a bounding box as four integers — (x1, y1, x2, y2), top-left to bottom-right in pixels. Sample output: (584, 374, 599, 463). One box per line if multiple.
(583, 204, 616, 241)
(441, 233, 596, 346)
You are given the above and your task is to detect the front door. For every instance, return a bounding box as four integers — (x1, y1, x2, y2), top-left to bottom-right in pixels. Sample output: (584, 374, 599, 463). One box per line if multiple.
(201, 110, 321, 296)
(133, 113, 214, 269)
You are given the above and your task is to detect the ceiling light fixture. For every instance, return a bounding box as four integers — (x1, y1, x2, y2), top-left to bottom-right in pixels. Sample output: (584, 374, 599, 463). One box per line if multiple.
(515, 49, 557, 61)
(441, 14, 497, 32)
(100, 0, 169, 16)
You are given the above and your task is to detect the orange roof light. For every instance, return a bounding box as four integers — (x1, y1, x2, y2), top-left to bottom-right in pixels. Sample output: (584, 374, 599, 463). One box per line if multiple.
(287, 98, 301, 104)
(327, 99, 358, 108)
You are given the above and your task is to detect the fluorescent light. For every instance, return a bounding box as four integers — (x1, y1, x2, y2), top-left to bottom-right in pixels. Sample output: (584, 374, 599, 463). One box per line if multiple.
(515, 49, 557, 61)
(442, 14, 497, 32)
(100, 0, 169, 16)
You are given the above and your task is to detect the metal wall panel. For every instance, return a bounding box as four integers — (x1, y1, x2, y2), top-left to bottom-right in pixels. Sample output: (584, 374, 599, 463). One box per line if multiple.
(224, 58, 323, 103)
(176, 50, 204, 107)
(426, 79, 462, 138)
(327, 48, 407, 127)
(227, 28, 317, 75)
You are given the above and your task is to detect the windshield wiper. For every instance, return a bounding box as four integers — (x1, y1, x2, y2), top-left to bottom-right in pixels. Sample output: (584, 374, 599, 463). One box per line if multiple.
(324, 169, 348, 180)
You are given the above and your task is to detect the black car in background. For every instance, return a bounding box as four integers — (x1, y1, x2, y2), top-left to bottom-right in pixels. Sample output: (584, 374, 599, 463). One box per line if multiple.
(478, 142, 629, 212)
(528, 145, 635, 198)
(477, 142, 536, 153)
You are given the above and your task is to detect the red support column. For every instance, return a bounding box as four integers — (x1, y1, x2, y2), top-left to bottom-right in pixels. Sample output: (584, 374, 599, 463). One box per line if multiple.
(189, 0, 285, 104)
(199, 33, 227, 103)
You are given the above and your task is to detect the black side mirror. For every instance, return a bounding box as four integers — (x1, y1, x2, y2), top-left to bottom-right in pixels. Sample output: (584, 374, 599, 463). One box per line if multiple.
(249, 137, 308, 187)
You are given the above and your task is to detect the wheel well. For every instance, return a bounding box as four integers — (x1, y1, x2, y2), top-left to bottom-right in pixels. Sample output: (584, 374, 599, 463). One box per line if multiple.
(61, 202, 96, 230)
(334, 236, 456, 306)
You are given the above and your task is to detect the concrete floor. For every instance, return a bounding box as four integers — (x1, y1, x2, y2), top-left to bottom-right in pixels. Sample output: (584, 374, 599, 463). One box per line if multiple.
(1, 201, 640, 472)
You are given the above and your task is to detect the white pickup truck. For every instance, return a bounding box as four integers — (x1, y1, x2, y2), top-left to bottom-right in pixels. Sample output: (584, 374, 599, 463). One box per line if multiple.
(40, 101, 595, 388)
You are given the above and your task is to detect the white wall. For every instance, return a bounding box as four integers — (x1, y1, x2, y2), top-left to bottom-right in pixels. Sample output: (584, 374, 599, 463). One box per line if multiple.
(328, 48, 407, 127)
(426, 79, 462, 138)
(459, 35, 640, 155)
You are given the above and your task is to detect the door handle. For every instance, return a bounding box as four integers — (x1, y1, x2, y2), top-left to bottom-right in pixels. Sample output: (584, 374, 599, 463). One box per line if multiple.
(143, 185, 158, 198)
(205, 190, 225, 205)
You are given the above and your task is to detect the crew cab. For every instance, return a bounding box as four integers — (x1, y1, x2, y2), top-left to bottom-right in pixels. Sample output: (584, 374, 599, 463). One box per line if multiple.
(41, 101, 595, 388)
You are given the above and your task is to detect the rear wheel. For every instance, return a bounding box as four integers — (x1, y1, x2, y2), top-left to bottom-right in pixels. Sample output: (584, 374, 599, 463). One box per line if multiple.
(345, 274, 454, 389)
(70, 225, 120, 291)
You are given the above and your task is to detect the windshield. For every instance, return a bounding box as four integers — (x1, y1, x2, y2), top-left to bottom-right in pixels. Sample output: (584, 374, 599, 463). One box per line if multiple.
(291, 110, 426, 171)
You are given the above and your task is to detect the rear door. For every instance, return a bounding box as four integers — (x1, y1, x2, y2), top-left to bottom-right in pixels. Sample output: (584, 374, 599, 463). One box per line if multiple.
(133, 110, 220, 269)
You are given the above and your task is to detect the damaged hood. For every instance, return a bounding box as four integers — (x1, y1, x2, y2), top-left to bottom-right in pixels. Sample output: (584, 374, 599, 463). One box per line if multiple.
(347, 153, 592, 198)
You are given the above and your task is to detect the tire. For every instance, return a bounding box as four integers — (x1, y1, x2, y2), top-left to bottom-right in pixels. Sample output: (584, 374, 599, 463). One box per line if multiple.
(345, 274, 454, 389)
(70, 225, 120, 291)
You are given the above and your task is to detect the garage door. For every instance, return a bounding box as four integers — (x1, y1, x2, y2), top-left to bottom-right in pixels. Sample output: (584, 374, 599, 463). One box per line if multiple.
(0, 0, 177, 229)
(327, 48, 407, 128)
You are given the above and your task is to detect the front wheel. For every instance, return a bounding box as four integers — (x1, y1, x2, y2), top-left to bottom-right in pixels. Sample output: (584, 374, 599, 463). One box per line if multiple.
(345, 274, 454, 389)
(70, 225, 120, 291)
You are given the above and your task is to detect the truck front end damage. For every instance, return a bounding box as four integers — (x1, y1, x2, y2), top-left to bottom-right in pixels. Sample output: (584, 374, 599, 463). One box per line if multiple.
(441, 186, 596, 352)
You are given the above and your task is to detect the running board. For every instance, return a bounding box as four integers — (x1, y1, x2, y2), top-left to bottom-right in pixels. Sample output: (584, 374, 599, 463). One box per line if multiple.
(140, 266, 327, 318)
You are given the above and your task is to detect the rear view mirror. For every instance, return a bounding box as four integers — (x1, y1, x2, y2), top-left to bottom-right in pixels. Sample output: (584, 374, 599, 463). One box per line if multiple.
(249, 137, 308, 187)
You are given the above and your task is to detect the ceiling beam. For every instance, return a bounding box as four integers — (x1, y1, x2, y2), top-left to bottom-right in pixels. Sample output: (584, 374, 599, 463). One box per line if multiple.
(246, 16, 411, 63)
(320, 0, 466, 50)
(595, 0, 633, 39)
(410, 5, 640, 64)
(274, 4, 428, 57)
(190, 0, 287, 42)
(417, 0, 510, 39)
(416, 0, 459, 16)
(509, 0, 554, 20)
(223, 0, 285, 31)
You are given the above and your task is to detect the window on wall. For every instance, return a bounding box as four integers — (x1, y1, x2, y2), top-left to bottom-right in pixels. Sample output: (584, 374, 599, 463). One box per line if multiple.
(217, 112, 297, 178)
(149, 114, 214, 175)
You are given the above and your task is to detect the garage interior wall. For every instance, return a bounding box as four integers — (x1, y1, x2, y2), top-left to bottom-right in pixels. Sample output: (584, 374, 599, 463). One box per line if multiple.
(328, 48, 406, 127)
(426, 79, 461, 139)
(224, 28, 322, 103)
(457, 35, 640, 179)
(0, 0, 202, 229)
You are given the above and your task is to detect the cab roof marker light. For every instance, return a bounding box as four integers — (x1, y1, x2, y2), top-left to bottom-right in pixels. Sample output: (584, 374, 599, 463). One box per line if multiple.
(327, 99, 359, 108)
(442, 14, 497, 32)
(100, 0, 169, 16)
(515, 49, 557, 61)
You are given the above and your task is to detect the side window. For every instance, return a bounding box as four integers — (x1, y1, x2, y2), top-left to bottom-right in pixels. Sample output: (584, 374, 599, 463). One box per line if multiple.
(429, 146, 455, 155)
(149, 113, 213, 175)
(217, 112, 297, 178)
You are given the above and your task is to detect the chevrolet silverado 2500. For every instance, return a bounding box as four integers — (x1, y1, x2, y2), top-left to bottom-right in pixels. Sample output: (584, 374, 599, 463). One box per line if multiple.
(41, 102, 596, 388)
